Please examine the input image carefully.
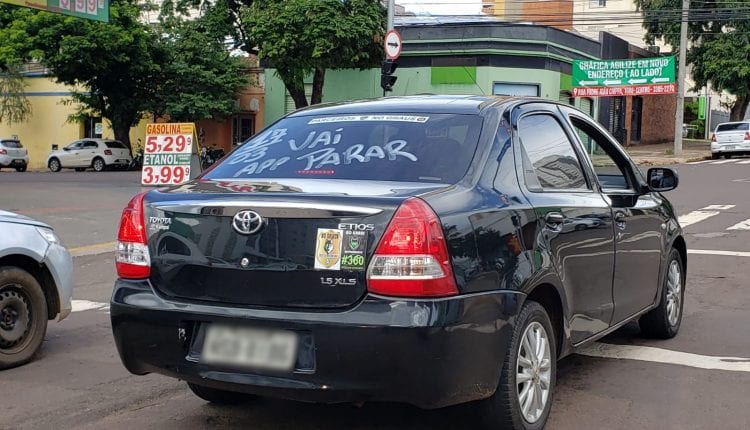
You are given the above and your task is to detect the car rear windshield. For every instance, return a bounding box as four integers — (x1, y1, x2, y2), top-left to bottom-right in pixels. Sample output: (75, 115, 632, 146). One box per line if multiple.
(1, 140, 22, 148)
(716, 123, 749, 132)
(205, 113, 484, 183)
(105, 141, 127, 148)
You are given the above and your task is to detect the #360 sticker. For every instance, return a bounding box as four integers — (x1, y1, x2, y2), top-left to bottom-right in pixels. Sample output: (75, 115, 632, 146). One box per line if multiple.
(314, 228, 343, 270)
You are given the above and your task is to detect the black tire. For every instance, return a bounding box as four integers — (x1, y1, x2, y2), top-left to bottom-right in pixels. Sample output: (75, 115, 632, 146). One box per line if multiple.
(15, 166, 26, 172)
(711, 153, 720, 160)
(639, 248, 685, 339)
(477, 301, 556, 430)
(92, 157, 106, 172)
(48, 158, 62, 172)
(0, 266, 48, 370)
(187, 382, 255, 405)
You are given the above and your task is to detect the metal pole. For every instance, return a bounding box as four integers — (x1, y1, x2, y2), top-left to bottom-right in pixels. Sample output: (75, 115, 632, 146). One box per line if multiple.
(387, 0, 394, 31)
(674, 0, 689, 155)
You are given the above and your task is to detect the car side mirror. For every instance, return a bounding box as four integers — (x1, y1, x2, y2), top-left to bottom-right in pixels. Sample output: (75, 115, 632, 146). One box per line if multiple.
(646, 167, 678, 192)
(62, 147, 69, 151)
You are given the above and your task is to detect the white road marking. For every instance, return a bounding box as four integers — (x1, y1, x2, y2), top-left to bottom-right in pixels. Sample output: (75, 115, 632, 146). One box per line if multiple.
(701, 204, 736, 211)
(688, 160, 714, 165)
(689, 249, 750, 258)
(678, 210, 720, 227)
(709, 159, 739, 164)
(71, 300, 109, 313)
(728, 219, 750, 231)
(738, 160, 750, 164)
(578, 343, 750, 373)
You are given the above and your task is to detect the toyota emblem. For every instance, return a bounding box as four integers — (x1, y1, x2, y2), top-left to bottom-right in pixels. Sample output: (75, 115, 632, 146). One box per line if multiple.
(232, 210, 264, 235)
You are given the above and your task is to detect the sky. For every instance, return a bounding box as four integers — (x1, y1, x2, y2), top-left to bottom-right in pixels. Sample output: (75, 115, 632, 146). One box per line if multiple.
(398, 0, 484, 16)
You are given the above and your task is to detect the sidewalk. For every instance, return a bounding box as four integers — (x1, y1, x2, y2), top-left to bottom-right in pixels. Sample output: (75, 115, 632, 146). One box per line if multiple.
(624, 139, 710, 165)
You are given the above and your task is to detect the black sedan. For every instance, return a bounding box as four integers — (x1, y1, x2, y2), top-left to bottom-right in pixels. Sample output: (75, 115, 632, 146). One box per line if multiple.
(111, 96, 685, 429)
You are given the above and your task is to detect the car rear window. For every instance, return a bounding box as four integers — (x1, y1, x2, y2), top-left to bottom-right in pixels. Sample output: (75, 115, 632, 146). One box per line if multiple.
(105, 141, 127, 148)
(205, 113, 484, 183)
(1, 140, 22, 148)
(716, 123, 749, 132)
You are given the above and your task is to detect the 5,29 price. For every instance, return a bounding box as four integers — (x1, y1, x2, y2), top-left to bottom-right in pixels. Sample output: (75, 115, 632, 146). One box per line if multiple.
(144, 135, 192, 153)
(142, 165, 190, 185)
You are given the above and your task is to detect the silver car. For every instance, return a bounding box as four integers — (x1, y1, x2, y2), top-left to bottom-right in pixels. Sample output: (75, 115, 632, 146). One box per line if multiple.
(0, 210, 73, 369)
(47, 138, 132, 172)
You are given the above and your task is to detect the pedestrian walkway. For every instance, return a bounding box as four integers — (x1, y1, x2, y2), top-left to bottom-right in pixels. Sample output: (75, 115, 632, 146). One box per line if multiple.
(679, 204, 750, 231)
(688, 158, 750, 165)
(625, 140, 710, 165)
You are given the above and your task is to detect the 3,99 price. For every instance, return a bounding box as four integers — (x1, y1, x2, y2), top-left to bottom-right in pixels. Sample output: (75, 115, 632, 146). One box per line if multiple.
(142, 165, 190, 185)
(144, 135, 191, 153)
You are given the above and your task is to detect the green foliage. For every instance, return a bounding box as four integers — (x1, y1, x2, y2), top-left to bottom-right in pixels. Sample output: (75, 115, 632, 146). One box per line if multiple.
(156, 3, 249, 122)
(635, 0, 750, 119)
(241, 0, 385, 108)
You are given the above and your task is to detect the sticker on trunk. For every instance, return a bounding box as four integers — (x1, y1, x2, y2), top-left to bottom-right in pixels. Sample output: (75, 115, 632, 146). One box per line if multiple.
(341, 230, 368, 271)
(314, 228, 343, 270)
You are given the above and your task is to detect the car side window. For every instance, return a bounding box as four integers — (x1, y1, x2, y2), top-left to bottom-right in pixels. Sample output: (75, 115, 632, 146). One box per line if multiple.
(569, 117, 632, 190)
(83, 141, 98, 149)
(517, 114, 589, 192)
(66, 141, 82, 150)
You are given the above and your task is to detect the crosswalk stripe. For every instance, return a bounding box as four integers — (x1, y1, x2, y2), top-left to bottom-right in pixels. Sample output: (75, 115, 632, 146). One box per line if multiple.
(71, 299, 109, 313)
(688, 160, 714, 165)
(738, 160, 750, 164)
(702, 204, 736, 210)
(727, 219, 750, 230)
(709, 159, 738, 164)
(689, 249, 750, 258)
(578, 343, 750, 373)
(678, 210, 720, 227)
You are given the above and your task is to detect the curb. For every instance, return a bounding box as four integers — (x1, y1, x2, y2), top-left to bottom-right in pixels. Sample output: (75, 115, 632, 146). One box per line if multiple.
(69, 241, 116, 258)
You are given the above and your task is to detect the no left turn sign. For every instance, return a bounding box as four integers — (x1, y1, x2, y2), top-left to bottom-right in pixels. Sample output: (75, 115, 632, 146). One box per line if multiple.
(384, 29, 402, 60)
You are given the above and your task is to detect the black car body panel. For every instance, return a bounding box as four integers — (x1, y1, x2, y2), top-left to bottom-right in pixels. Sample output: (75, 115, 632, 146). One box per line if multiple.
(111, 96, 685, 409)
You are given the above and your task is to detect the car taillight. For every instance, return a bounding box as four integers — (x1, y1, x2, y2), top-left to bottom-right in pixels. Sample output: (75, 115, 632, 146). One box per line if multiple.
(744, 132, 750, 141)
(116, 191, 150, 279)
(366, 197, 458, 298)
(104, 149, 112, 155)
(0, 148, 6, 155)
(711, 134, 716, 142)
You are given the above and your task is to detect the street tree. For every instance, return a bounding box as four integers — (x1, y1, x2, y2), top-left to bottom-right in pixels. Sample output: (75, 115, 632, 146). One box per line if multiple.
(0, 7, 33, 125)
(153, 4, 250, 122)
(241, 0, 385, 108)
(636, 0, 750, 120)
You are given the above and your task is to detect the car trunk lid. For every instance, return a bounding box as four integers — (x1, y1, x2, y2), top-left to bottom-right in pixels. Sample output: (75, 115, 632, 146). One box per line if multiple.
(144, 179, 449, 309)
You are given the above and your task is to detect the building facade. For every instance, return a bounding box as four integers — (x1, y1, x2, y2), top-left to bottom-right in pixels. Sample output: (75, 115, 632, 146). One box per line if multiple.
(264, 20, 675, 146)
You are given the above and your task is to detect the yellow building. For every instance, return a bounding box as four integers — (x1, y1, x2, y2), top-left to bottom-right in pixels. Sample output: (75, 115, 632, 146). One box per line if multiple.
(1, 63, 265, 170)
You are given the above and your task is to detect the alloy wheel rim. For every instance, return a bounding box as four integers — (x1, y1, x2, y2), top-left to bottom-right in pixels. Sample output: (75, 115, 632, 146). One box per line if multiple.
(94, 160, 103, 170)
(665, 260, 682, 326)
(50, 160, 59, 171)
(516, 321, 552, 424)
(0, 287, 32, 351)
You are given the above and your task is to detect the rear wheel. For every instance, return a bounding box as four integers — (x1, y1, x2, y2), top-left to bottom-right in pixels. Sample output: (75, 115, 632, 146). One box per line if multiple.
(187, 382, 256, 405)
(0, 266, 48, 370)
(639, 248, 684, 339)
(15, 166, 26, 172)
(477, 301, 556, 430)
(92, 157, 105, 172)
(48, 158, 61, 172)
(711, 153, 720, 160)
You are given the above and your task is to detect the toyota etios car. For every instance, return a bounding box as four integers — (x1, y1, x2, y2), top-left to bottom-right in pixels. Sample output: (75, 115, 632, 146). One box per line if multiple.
(111, 96, 685, 429)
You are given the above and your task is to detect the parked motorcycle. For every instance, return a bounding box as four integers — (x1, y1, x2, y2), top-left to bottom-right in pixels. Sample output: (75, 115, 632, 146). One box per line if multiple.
(128, 149, 143, 171)
(200, 146, 225, 169)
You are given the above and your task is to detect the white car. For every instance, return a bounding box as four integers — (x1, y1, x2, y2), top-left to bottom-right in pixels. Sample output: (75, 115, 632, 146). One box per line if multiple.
(0, 138, 29, 172)
(711, 121, 750, 159)
(47, 139, 132, 172)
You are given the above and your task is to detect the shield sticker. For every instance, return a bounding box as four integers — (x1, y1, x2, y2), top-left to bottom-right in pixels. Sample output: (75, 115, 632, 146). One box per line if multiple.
(314, 228, 343, 270)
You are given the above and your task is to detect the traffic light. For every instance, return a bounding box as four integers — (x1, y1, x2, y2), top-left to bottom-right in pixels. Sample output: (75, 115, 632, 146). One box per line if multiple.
(381, 59, 398, 93)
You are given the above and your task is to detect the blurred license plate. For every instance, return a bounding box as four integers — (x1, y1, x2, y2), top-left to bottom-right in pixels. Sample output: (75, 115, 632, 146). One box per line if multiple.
(725, 145, 736, 150)
(202, 325, 298, 371)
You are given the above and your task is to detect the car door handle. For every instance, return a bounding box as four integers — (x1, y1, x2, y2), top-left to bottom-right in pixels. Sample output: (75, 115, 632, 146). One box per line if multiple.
(614, 212, 627, 229)
(545, 212, 564, 229)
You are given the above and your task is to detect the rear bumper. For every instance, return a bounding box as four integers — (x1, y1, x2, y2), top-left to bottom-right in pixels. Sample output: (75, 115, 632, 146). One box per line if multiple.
(111, 279, 523, 409)
(711, 141, 750, 154)
(0, 154, 28, 167)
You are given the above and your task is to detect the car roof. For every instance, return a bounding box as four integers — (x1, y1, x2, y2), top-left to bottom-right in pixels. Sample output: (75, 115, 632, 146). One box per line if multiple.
(286, 95, 527, 117)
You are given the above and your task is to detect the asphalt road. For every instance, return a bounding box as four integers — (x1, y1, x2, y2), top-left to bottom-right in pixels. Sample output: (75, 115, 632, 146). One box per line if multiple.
(1, 161, 750, 429)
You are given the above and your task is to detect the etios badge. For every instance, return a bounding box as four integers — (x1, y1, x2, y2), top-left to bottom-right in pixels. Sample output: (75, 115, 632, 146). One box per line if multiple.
(233, 210, 264, 235)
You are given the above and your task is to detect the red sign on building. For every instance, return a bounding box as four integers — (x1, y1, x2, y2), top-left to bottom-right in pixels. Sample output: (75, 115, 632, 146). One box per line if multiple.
(572, 84, 677, 98)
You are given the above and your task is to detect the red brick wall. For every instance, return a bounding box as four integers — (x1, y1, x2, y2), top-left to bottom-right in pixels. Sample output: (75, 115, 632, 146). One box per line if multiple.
(640, 94, 677, 145)
(522, 1, 573, 30)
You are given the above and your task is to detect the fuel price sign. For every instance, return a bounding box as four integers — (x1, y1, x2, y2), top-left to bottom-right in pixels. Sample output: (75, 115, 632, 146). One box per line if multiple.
(142, 123, 197, 186)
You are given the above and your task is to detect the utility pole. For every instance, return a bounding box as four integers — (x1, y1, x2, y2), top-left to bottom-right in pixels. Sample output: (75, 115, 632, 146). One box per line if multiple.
(673, 0, 690, 155)
(387, 0, 394, 31)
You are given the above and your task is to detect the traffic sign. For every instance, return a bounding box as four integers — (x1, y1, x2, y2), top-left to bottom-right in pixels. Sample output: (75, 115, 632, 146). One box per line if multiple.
(572, 56, 676, 97)
(384, 29, 402, 60)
